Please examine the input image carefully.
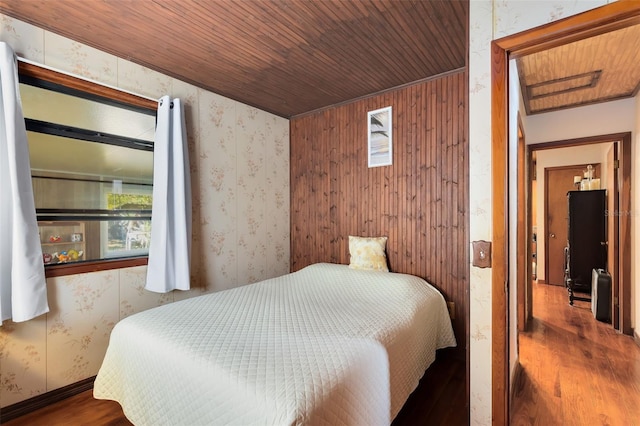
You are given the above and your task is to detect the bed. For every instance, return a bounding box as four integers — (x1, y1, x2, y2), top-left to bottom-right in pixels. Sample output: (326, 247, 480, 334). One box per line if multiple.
(93, 263, 456, 425)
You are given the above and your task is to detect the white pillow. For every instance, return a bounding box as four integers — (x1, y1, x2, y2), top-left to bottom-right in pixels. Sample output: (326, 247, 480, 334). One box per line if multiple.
(348, 236, 389, 272)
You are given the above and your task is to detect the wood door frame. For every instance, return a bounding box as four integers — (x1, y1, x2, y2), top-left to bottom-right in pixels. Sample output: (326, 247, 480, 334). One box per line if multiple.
(543, 163, 601, 287)
(618, 133, 633, 336)
(607, 144, 620, 330)
(517, 114, 528, 332)
(491, 3, 640, 424)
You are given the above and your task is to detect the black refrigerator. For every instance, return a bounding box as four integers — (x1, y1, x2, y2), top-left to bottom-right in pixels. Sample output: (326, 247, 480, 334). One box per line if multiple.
(565, 189, 607, 299)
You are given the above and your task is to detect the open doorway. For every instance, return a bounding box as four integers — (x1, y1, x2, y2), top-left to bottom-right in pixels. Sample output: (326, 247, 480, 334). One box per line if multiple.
(490, 3, 640, 423)
(523, 135, 630, 333)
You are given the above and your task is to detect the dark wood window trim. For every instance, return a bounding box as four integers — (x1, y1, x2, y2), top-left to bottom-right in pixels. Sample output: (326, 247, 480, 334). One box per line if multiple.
(44, 257, 149, 278)
(18, 61, 157, 110)
(19, 61, 157, 278)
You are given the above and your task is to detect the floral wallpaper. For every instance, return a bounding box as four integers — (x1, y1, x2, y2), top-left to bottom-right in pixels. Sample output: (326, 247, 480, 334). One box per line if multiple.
(0, 14, 289, 408)
(468, 1, 613, 424)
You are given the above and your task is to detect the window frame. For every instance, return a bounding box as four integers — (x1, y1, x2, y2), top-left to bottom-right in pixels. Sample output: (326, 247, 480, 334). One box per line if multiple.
(19, 61, 158, 278)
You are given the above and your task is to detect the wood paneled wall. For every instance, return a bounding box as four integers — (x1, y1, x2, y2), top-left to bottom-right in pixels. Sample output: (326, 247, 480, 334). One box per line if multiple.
(290, 70, 468, 354)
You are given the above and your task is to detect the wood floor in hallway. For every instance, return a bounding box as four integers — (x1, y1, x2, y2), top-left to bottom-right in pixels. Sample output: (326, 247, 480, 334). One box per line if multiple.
(511, 281, 640, 425)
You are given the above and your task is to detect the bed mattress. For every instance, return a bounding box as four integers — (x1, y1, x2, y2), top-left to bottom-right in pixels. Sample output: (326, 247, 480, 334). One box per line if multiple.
(94, 263, 456, 425)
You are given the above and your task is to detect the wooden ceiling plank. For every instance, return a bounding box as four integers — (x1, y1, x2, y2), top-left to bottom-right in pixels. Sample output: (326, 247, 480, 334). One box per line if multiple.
(394, 1, 463, 73)
(314, 0, 418, 87)
(154, 2, 298, 73)
(372, 3, 437, 78)
(137, 2, 340, 113)
(0, 0, 469, 117)
(520, 22, 640, 114)
(368, 1, 432, 80)
(348, 0, 423, 82)
(286, 1, 402, 96)
(399, 1, 465, 73)
(216, 0, 377, 102)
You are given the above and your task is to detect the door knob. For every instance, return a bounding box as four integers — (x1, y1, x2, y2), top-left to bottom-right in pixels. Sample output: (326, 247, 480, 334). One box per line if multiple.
(550, 233, 556, 238)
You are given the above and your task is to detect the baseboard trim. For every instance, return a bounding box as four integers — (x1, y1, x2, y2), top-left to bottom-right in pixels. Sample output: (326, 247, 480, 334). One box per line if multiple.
(0, 376, 95, 423)
(537, 279, 547, 284)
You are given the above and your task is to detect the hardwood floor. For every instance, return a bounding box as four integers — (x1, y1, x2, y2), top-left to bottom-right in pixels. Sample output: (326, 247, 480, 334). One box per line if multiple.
(511, 281, 640, 425)
(393, 351, 467, 425)
(3, 351, 466, 426)
(2, 391, 132, 426)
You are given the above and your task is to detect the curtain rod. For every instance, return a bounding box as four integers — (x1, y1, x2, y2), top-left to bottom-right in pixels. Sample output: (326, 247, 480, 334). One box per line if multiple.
(17, 56, 159, 103)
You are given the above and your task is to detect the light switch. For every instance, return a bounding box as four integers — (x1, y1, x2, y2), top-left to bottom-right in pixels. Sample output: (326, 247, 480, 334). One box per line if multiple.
(472, 240, 491, 268)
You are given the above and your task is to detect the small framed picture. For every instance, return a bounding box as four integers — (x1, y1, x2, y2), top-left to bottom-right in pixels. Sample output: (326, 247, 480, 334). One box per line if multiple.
(367, 106, 392, 167)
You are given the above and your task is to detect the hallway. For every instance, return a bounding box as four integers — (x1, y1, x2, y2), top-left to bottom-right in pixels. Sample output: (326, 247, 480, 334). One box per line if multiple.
(511, 282, 640, 425)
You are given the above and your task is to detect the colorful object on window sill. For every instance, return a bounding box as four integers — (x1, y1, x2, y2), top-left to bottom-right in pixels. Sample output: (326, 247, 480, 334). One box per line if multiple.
(48, 250, 83, 264)
(57, 251, 70, 262)
(49, 235, 62, 243)
(43, 253, 52, 264)
(68, 249, 79, 261)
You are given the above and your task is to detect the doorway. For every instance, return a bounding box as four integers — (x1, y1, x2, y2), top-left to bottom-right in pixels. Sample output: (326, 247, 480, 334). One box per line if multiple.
(526, 134, 631, 330)
(490, 3, 640, 424)
(526, 135, 628, 330)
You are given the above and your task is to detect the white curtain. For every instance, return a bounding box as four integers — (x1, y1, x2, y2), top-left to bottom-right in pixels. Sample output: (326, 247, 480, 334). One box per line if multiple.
(145, 96, 192, 292)
(0, 42, 49, 323)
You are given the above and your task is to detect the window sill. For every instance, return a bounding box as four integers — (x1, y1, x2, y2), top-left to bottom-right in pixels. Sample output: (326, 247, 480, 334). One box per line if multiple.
(44, 257, 148, 278)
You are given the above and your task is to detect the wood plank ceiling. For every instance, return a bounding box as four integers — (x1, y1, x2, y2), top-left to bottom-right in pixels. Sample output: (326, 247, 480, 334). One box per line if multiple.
(517, 23, 640, 114)
(0, 0, 468, 118)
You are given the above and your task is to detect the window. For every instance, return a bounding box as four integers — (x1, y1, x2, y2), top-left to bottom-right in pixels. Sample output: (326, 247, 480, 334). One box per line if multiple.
(18, 62, 158, 275)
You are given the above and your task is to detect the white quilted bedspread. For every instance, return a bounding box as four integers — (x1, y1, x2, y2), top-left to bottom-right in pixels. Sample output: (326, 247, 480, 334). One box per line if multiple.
(94, 263, 456, 425)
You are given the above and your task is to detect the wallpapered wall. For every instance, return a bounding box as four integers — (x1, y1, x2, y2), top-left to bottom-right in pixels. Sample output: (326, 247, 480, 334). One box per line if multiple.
(0, 14, 290, 408)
